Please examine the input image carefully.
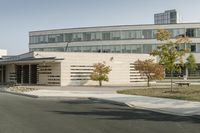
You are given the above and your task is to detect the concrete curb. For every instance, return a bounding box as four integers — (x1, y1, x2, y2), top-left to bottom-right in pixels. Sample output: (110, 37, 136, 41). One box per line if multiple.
(0, 90, 91, 99)
(89, 97, 191, 116)
(125, 103, 191, 116)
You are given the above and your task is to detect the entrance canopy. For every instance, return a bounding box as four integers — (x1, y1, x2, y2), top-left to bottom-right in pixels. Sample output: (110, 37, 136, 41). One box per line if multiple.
(0, 57, 64, 65)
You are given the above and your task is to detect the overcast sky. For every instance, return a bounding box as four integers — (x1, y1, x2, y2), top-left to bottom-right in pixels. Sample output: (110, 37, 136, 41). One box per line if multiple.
(1, 0, 200, 55)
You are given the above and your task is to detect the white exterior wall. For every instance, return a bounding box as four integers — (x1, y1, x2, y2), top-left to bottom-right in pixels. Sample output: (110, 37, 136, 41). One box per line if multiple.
(32, 52, 155, 86)
(37, 62, 61, 86)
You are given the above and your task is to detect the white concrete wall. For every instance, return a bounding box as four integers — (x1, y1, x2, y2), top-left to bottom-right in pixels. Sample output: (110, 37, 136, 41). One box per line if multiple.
(37, 62, 61, 86)
(34, 52, 155, 86)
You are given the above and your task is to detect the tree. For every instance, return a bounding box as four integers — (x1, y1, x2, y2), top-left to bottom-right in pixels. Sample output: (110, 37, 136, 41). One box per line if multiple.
(134, 59, 164, 87)
(185, 53, 197, 78)
(150, 29, 191, 91)
(90, 63, 112, 86)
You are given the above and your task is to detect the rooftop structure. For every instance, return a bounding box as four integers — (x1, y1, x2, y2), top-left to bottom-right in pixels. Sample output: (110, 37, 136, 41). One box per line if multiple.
(154, 9, 182, 24)
(0, 49, 7, 58)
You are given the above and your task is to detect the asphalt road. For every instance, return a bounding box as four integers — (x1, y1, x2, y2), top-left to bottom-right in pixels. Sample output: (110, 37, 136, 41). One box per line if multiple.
(0, 93, 200, 133)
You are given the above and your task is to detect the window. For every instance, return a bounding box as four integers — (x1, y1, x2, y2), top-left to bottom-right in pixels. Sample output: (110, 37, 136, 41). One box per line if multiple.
(152, 30, 157, 38)
(143, 44, 152, 53)
(186, 29, 196, 37)
(186, 44, 196, 52)
(142, 30, 152, 39)
(102, 32, 111, 40)
(83, 33, 91, 41)
(122, 44, 143, 53)
(91, 46, 102, 52)
(122, 45, 131, 53)
(48, 34, 64, 43)
(43, 47, 64, 52)
(196, 29, 200, 37)
(91, 32, 102, 40)
(110, 45, 121, 53)
(57, 34, 64, 42)
(196, 43, 200, 53)
(65, 33, 73, 42)
(82, 46, 91, 52)
(171, 29, 185, 38)
(111, 31, 121, 40)
(48, 35, 56, 43)
(135, 31, 143, 39)
(72, 33, 83, 41)
(131, 45, 142, 53)
(68, 46, 82, 52)
(102, 45, 111, 53)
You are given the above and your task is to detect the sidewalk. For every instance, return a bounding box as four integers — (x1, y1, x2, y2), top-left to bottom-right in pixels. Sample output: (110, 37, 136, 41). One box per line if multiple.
(21, 89, 200, 116)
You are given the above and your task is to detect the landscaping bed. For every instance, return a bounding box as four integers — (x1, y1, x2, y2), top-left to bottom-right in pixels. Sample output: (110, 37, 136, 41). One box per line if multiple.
(117, 85, 200, 102)
(7, 86, 38, 93)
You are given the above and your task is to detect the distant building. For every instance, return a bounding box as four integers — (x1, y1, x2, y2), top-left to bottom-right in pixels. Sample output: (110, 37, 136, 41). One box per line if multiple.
(154, 9, 182, 24)
(0, 49, 7, 58)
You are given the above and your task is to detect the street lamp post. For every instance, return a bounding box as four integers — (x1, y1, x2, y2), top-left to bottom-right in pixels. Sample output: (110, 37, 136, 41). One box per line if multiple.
(65, 42, 70, 52)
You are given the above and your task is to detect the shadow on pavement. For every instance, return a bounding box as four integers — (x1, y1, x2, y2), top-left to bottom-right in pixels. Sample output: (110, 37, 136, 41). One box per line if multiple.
(51, 99, 200, 124)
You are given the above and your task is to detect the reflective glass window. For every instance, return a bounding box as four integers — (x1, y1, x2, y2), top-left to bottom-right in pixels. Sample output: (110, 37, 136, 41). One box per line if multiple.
(186, 43, 196, 52)
(83, 33, 91, 41)
(111, 31, 121, 40)
(186, 29, 196, 37)
(91, 32, 102, 40)
(72, 33, 83, 41)
(196, 29, 200, 37)
(171, 29, 185, 38)
(142, 30, 152, 39)
(102, 32, 111, 40)
(143, 44, 152, 53)
(65, 33, 73, 42)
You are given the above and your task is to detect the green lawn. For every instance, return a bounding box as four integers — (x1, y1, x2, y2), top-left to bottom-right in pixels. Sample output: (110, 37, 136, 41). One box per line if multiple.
(117, 85, 200, 102)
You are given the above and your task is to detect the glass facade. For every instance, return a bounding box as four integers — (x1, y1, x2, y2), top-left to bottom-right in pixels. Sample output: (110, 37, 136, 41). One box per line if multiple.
(154, 10, 180, 25)
(29, 26, 200, 56)
(30, 28, 200, 44)
(30, 43, 200, 54)
(30, 44, 158, 54)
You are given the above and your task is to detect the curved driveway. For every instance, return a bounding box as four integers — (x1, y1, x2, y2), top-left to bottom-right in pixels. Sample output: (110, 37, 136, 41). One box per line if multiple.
(0, 93, 200, 133)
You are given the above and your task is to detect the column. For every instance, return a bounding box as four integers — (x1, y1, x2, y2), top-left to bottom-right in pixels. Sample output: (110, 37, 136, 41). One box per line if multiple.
(0, 65, 3, 84)
(29, 64, 31, 84)
(21, 65, 23, 84)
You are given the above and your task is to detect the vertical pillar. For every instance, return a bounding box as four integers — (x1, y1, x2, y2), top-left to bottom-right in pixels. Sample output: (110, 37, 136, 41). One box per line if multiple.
(21, 65, 23, 84)
(1, 65, 3, 84)
(29, 64, 31, 84)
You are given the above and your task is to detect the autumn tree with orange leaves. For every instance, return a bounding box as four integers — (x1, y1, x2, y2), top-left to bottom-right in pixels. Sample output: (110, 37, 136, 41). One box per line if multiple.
(134, 59, 164, 87)
(90, 63, 112, 86)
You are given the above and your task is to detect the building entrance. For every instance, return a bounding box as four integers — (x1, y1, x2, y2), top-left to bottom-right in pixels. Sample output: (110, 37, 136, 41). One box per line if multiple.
(16, 64, 38, 84)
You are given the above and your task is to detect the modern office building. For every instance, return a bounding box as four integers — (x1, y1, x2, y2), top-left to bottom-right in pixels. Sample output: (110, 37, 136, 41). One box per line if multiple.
(1, 22, 200, 86)
(29, 23, 200, 54)
(154, 9, 182, 24)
